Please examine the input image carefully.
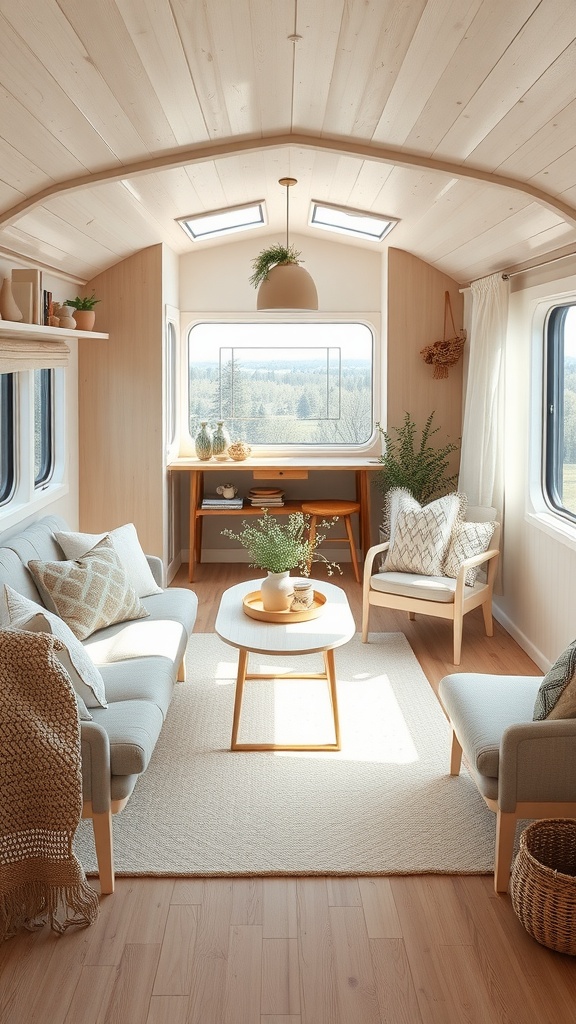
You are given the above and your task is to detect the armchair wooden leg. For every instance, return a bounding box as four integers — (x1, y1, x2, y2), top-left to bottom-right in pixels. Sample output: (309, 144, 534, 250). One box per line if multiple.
(482, 600, 494, 637)
(449, 730, 463, 775)
(361, 595, 370, 642)
(494, 809, 517, 894)
(453, 615, 463, 665)
(91, 810, 115, 894)
(177, 656, 186, 682)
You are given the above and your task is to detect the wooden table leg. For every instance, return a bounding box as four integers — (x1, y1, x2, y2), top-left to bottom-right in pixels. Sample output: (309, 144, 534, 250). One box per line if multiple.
(356, 469, 371, 559)
(324, 648, 341, 749)
(230, 648, 249, 750)
(189, 470, 202, 582)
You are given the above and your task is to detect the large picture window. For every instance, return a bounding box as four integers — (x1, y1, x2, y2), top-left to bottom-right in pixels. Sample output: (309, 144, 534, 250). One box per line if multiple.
(544, 303, 576, 520)
(187, 321, 374, 448)
(0, 373, 15, 505)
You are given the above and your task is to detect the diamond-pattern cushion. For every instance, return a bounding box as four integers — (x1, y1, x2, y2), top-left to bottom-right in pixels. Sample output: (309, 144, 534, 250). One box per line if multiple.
(443, 520, 495, 585)
(533, 639, 576, 721)
(27, 536, 149, 642)
(383, 490, 467, 576)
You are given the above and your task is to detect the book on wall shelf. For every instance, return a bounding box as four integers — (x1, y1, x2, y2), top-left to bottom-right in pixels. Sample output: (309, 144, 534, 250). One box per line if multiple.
(11, 268, 42, 324)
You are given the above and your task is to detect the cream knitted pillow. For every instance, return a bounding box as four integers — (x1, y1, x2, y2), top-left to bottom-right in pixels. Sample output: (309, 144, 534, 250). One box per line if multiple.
(384, 491, 467, 576)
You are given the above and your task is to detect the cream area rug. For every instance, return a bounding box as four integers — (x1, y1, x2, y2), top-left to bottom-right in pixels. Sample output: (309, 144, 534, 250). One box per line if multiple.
(73, 632, 496, 877)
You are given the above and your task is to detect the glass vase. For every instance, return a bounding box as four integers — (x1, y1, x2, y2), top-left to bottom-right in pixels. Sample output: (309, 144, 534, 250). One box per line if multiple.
(260, 571, 294, 612)
(212, 420, 230, 460)
(194, 421, 213, 461)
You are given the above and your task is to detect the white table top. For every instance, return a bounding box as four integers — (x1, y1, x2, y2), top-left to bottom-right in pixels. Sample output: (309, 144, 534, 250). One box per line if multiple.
(215, 578, 355, 656)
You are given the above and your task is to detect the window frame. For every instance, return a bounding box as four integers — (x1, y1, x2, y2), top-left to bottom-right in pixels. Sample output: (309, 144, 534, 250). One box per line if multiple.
(543, 301, 576, 524)
(34, 367, 54, 488)
(183, 312, 382, 457)
(0, 373, 16, 506)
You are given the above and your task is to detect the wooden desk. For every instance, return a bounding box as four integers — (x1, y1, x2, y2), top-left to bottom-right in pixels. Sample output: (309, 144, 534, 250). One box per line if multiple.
(167, 456, 380, 581)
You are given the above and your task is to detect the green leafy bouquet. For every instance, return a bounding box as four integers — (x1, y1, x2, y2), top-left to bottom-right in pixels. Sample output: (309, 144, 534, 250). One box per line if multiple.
(222, 510, 341, 575)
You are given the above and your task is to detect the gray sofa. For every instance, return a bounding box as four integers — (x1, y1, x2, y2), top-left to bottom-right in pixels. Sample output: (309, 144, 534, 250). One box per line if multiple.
(0, 514, 198, 893)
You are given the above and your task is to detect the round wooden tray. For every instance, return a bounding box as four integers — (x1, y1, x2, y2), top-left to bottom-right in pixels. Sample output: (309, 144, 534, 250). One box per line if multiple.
(242, 589, 326, 623)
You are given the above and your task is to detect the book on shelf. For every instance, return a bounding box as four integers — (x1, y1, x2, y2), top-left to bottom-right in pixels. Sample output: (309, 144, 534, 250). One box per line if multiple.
(249, 499, 285, 507)
(11, 268, 42, 324)
(201, 495, 244, 509)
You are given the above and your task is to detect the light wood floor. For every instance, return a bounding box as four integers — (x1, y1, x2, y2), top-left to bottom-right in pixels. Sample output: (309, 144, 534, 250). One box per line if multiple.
(3, 564, 574, 1024)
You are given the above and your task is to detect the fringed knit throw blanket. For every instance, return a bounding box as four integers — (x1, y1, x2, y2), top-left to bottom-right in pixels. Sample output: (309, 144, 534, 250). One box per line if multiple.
(0, 629, 99, 940)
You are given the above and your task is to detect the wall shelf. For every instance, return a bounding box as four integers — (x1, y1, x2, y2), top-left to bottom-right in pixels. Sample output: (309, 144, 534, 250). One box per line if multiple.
(0, 319, 108, 342)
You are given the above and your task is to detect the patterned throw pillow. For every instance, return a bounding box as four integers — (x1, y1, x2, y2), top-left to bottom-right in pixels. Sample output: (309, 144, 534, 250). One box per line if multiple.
(27, 536, 149, 642)
(443, 520, 496, 586)
(54, 523, 162, 598)
(3, 585, 107, 708)
(383, 490, 467, 577)
(533, 640, 576, 721)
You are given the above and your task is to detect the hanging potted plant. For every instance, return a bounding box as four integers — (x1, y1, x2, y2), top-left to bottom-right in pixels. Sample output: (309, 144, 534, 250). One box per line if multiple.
(66, 291, 101, 331)
(249, 178, 318, 310)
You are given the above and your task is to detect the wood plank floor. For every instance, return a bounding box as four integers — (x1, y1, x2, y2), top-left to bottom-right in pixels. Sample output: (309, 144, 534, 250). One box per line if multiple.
(3, 564, 573, 1024)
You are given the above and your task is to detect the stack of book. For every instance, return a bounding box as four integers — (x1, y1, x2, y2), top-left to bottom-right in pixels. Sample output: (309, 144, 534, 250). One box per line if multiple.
(201, 494, 244, 509)
(248, 487, 285, 507)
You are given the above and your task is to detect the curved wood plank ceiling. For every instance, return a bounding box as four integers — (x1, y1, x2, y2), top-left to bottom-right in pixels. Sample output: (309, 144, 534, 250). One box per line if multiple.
(0, 0, 574, 285)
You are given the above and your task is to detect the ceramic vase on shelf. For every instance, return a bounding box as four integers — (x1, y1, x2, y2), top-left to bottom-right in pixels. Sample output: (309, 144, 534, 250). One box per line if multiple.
(194, 421, 213, 461)
(260, 570, 294, 612)
(212, 421, 230, 460)
(0, 278, 23, 322)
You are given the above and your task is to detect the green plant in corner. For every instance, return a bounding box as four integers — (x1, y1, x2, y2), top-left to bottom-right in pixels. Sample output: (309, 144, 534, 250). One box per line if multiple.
(221, 510, 342, 576)
(375, 411, 460, 505)
(65, 291, 101, 310)
(249, 243, 302, 288)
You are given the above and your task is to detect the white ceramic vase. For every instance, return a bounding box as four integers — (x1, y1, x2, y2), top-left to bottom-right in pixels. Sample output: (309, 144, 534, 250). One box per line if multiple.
(260, 570, 294, 611)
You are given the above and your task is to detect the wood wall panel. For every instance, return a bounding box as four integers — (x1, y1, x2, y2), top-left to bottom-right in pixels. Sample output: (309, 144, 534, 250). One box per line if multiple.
(386, 247, 464, 474)
(78, 244, 165, 557)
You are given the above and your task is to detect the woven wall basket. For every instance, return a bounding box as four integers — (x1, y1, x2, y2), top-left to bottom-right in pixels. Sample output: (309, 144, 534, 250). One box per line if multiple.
(421, 291, 466, 379)
(510, 819, 576, 955)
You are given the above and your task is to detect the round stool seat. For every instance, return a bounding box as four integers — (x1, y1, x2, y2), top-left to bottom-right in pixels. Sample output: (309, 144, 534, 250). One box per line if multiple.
(301, 500, 361, 516)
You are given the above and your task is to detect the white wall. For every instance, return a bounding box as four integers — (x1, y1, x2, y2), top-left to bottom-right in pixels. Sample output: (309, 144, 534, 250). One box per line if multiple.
(495, 257, 576, 669)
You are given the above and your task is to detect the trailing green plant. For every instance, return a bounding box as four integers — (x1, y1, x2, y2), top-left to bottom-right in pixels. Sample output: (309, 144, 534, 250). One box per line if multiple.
(222, 510, 342, 575)
(65, 290, 101, 310)
(249, 243, 302, 288)
(375, 411, 460, 504)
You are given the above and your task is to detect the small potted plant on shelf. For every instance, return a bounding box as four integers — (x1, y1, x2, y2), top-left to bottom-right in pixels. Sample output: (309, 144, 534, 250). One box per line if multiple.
(65, 290, 101, 332)
(221, 510, 342, 611)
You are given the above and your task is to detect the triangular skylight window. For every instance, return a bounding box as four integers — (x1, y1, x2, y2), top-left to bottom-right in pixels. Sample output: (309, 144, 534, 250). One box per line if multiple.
(177, 201, 266, 241)
(309, 202, 398, 241)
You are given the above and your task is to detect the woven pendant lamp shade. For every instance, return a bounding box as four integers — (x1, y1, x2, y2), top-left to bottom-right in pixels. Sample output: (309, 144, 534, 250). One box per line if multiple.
(257, 262, 318, 310)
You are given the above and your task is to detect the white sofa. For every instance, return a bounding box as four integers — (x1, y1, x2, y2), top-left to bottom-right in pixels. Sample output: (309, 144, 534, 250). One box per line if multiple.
(0, 514, 198, 893)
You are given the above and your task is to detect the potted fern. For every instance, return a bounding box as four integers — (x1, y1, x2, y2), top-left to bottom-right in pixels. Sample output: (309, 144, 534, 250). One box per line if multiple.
(249, 243, 317, 310)
(66, 290, 101, 331)
(375, 411, 460, 536)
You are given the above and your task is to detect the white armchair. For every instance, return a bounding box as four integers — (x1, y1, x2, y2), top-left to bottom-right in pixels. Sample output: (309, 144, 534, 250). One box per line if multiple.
(361, 503, 500, 665)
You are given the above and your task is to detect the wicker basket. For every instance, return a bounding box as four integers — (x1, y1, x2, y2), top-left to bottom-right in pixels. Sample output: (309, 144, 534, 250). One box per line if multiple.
(420, 291, 466, 378)
(510, 819, 576, 955)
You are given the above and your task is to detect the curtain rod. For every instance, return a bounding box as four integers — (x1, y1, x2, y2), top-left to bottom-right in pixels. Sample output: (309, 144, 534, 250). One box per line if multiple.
(501, 250, 576, 280)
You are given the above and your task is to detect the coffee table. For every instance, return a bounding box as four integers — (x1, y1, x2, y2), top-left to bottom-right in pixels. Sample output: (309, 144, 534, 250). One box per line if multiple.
(215, 578, 355, 751)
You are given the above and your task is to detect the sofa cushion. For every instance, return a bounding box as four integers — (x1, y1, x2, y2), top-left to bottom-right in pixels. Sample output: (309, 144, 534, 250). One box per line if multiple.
(533, 639, 576, 721)
(27, 536, 149, 641)
(88, 699, 164, 776)
(443, 519, 496, 585)
(2, 584, 107, 708)
(370, 571, 460, 603)
(439, 672, 542, 778)
(54, 523, 163, 598)
(99, 656, 176, 719)
(82, 588, 197, 668)
(383, 490, 467, 576)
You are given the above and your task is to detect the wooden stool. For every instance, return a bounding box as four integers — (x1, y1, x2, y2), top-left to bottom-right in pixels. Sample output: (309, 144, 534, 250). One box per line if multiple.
(301, 500, 361, 583)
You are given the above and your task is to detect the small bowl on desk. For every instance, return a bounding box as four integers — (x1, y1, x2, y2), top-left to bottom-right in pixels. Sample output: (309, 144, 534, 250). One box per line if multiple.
(227, 441, 252, 462)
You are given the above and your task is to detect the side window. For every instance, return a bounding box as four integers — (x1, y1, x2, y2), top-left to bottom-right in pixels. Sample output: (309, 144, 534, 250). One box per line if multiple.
(165, 319, 177, 449)
(0, 373, 15, 505)
(544, 303, 576, 520)
(34, 368, 54, 487)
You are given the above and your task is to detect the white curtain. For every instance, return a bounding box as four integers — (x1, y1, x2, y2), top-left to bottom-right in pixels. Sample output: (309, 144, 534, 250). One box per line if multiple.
(458, 272, 509, 517)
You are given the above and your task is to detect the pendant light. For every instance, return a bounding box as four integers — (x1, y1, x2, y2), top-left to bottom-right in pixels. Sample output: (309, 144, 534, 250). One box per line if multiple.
(256, 177, 318, 310)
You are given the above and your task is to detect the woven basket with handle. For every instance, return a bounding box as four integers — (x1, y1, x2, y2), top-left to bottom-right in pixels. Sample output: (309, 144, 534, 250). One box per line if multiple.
(510, 819, 576, 955)
(421, 291, 466, 378)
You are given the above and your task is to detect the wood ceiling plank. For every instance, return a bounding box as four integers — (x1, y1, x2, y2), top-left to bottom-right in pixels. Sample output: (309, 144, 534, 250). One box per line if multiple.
(291, 0, 344, 134)
(433, 0, 576, 162)
(452, 218, 576, 282)
(0, 84, 86, 179)
(15, 207, 118, 266)
(433, 204, 569, 269)
(47, 189, 167, 253)
(2, 223, 103, 280)
(230, 0, 291, 137)
(371, 0, 484, 147)
(401, 0, 542, 155)
(468, 41, 576, 173)
(496, 101, 576, 181)
(169, 0, 234, 139)
(0, 11, 119, 171)
(114, 0, 210, 146)
(530, 148, 576, 195)
(2, 0, 149, 163)
(0, 137, 48, 196)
